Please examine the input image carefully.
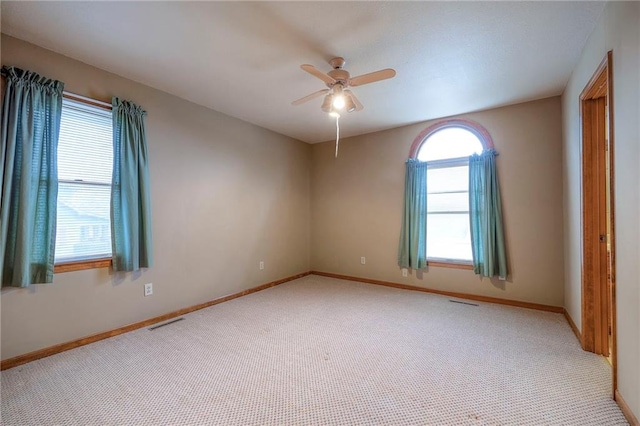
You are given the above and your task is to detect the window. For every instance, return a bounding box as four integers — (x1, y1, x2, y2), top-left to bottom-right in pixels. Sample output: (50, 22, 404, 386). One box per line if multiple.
(55, 97, 113, 264)
(411, 120, 492, 264)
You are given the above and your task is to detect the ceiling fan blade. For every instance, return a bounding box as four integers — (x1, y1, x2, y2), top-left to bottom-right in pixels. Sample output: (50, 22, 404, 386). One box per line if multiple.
(292, 89, 330, 106)
(301, 64, 336, 85)
(345, 90, 364, 111)
(348, 68, 396, 87)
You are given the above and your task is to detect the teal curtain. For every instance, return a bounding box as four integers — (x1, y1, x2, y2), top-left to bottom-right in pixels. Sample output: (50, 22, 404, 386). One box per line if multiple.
(1, 66, 64, 287)
(111, 97, 153, 271)
(469, 149, 507, 279)
(398, 159, 428, 269)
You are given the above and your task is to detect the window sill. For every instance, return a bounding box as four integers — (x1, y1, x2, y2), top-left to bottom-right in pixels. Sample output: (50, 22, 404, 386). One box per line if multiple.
(54, 258, 112, 273)
(427, 260, 473, 270)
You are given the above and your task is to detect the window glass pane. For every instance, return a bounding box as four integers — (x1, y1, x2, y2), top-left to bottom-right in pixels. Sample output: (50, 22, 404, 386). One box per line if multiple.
(55, 99, 113, 263)
(427, 165, 468, 194)
(417, 127, 483, 162)
(56, 183, 112, 262)
(427, 213, 472, 261)
(427, 192, 469, 213)
(58, 102, 113, 184)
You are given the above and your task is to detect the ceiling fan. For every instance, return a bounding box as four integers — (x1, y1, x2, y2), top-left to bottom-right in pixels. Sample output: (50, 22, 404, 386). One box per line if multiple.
(292, 57, 396, 116)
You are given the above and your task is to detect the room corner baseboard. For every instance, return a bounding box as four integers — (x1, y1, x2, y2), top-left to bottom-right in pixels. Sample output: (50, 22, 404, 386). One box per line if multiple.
(310, 271, 564, 313)
(616, 390, 640, 426)
(0, 271, 310, 371)
(563, 308, 583, 346)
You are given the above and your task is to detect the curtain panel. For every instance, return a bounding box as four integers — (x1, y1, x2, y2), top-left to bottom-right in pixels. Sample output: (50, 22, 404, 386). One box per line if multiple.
(469, 149, 507, 279)
(110, 97, 153, 272)
(398, 159, 428, 269)
(1, 66, 64, 287)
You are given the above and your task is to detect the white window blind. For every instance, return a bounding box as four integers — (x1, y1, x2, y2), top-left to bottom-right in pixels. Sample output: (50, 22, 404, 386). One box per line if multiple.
(55, 98, 113, 263)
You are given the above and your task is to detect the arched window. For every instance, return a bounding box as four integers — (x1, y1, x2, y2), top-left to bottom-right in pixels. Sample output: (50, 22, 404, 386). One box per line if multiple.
(409, 119, 493, 263)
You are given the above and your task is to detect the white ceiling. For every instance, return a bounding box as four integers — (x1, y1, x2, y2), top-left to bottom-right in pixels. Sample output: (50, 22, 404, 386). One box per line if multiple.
(1, 1, 605, 143)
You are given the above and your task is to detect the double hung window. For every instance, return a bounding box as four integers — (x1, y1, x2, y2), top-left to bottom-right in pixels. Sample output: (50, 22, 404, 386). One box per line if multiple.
(55, 98, 113, 263)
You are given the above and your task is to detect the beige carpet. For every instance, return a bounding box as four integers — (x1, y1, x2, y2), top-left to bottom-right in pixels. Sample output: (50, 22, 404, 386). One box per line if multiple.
(1, 275, 628, 425)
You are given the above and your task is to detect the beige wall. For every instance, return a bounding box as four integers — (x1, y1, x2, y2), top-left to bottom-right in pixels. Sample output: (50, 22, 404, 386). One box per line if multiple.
(311, 97, 564, 307)
(561, 1, 639, 417)
(0, 35, 311, 360)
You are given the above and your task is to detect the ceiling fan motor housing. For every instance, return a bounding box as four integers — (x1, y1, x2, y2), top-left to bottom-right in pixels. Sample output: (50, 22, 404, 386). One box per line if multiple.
(327, 57, 350, 87)
(327, 69, 350, 85)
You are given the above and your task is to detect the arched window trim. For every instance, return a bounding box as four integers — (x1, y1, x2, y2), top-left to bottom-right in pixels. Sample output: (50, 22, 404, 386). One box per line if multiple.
(409, 118, 494, 159)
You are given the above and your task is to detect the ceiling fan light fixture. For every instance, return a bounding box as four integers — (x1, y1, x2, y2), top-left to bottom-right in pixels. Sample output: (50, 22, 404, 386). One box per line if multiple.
(332, 84, 345, 109)
(321, 94, 334, 113)
(332, 94, 345, 109)
(343, 94, 356, 113)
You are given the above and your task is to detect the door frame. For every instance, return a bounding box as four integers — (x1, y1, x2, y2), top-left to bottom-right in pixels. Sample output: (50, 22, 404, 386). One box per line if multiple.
(580, 51, 616, 391)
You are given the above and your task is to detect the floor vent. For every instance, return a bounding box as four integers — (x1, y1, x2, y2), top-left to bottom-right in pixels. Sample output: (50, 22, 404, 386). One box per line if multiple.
(148, 318, 184, 331)
(449, 300, 479, 307)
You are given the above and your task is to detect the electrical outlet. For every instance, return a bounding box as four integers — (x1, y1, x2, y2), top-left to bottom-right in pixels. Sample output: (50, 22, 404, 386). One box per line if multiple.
(402, 269, 408, 277)
(360, 257, 366, 265)
(144, 283, 153, 297)
(259, 261, 264, 270)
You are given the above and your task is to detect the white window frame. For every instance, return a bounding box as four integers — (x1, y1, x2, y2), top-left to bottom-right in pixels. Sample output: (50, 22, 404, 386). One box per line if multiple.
(54, 93, 114, 272)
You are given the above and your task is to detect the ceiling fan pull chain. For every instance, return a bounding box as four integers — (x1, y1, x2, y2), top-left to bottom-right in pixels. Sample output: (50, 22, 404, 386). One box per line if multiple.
(335, 115, 340, 158)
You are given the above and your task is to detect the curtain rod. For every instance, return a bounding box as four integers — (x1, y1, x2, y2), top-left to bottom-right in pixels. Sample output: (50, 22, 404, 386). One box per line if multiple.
(63, 91, 112, 110)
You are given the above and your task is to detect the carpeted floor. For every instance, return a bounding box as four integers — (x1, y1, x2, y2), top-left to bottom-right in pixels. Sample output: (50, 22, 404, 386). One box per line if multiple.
(0, 275, 628, 425)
